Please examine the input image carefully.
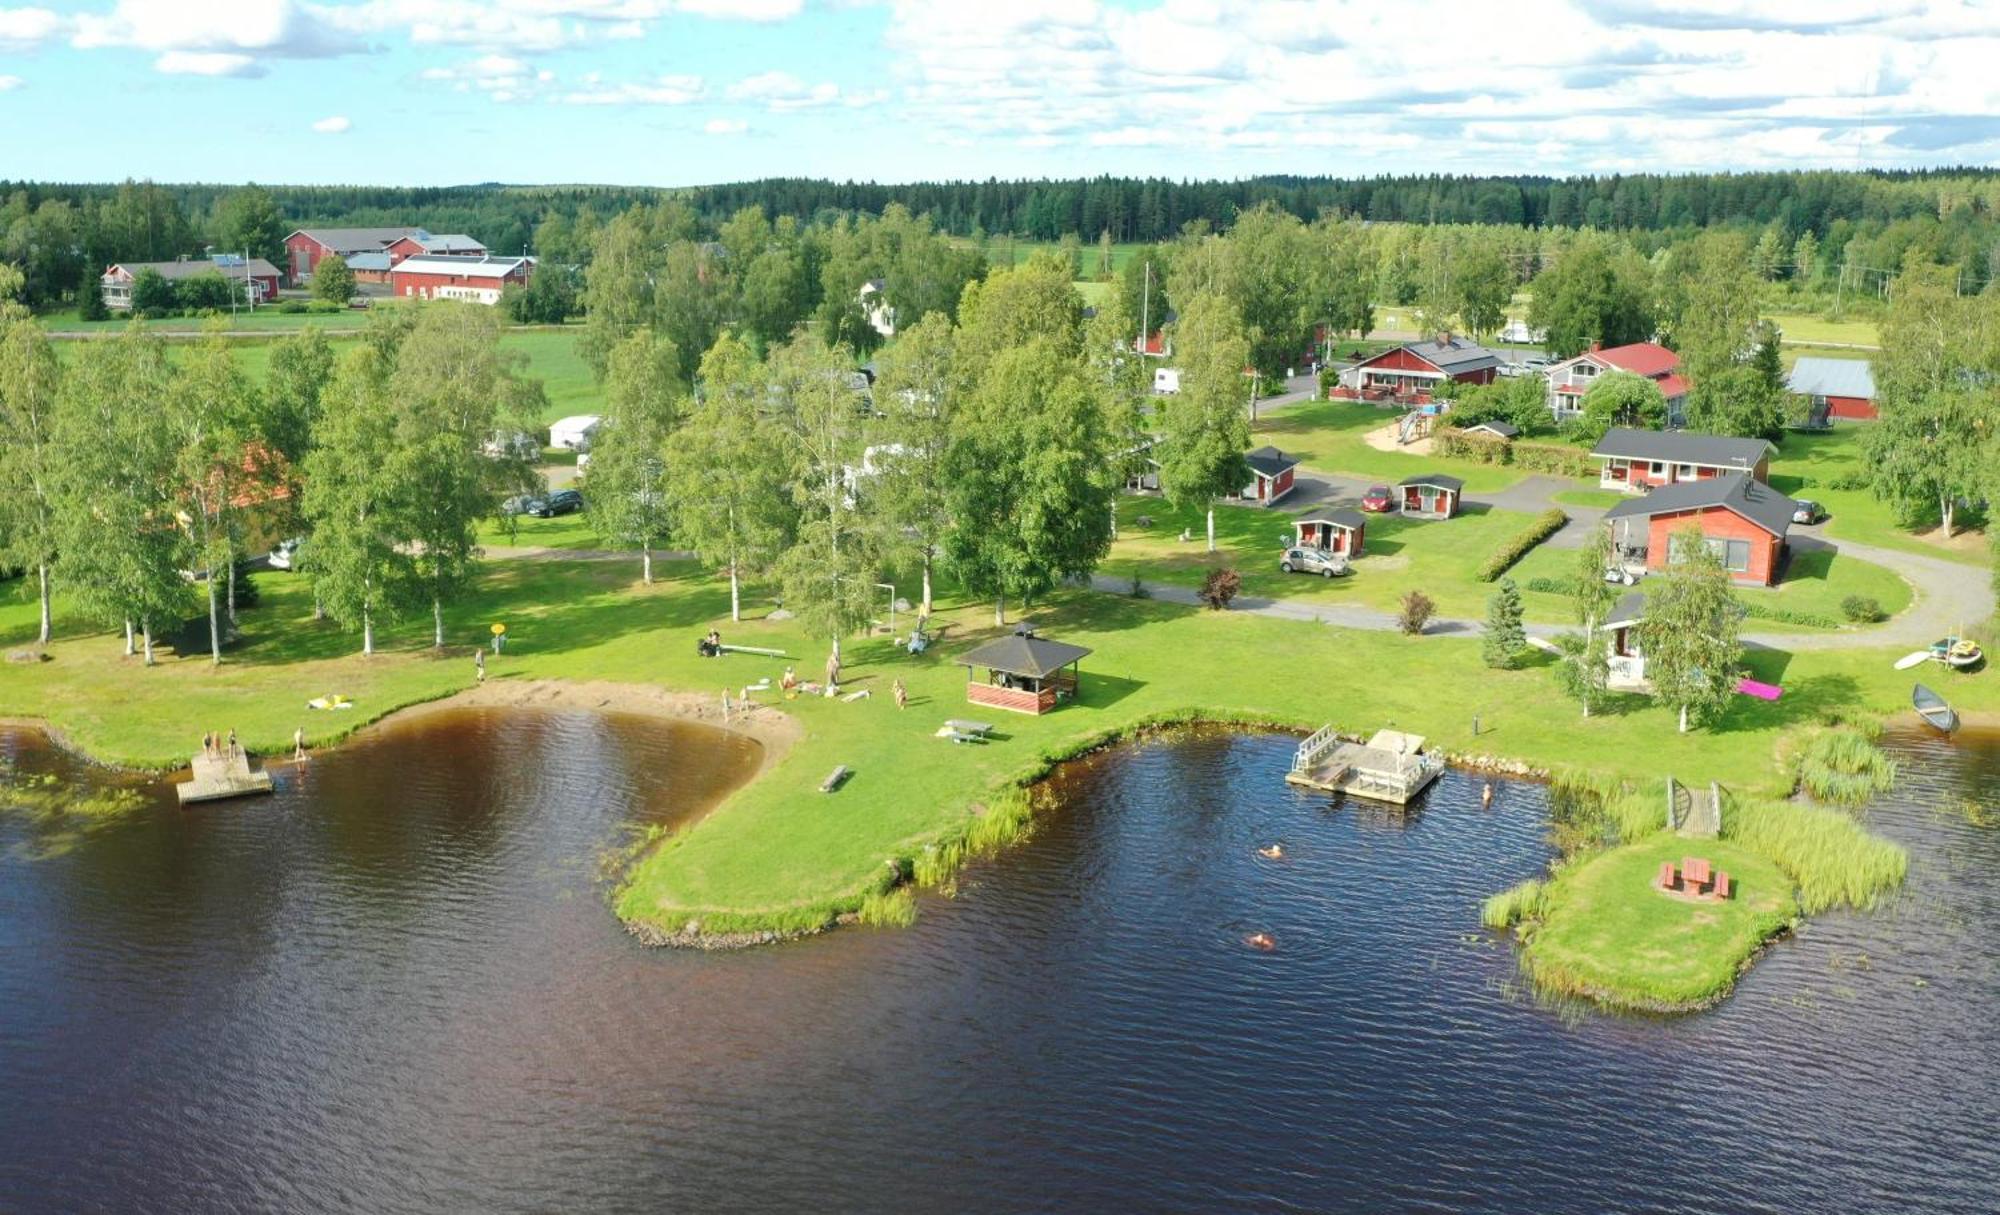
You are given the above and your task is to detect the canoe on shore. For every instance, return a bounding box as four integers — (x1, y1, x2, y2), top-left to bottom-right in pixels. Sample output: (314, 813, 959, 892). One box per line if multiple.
(1913, 683, 1958, 734)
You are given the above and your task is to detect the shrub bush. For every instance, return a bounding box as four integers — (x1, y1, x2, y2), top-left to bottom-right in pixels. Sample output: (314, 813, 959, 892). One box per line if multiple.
(1398, 590, 1435, 635)
(1477, 508, 1568, 582)
(1825, 471, 1870, 492)
(1841, 594, 1886, 623)
(1734, 598, 1841, 630)
(1433, 427, 1511, 465)
(1511, 441, 1598, 478)
(1200, 568, 1241, 610)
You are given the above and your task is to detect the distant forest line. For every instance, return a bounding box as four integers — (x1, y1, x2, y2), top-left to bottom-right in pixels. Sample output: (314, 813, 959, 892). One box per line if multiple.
(11, 169, 2000, 312)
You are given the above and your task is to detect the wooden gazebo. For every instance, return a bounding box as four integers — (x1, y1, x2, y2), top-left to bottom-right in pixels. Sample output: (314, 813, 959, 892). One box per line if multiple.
(958, 627, 1091, 715)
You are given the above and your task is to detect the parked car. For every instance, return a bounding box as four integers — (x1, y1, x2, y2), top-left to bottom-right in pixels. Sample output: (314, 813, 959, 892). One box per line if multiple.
(530, 489, 584, 517)
(1360, 485, 1394, 513)
(266, 538, 302, 570)
(1791, 498, 1826, 525)
(1279, 547, 1350, 578)
(500, 494, 540, 517)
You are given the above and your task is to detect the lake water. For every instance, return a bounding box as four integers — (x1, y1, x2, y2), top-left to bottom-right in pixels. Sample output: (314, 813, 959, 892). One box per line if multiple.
(1, 713, 1994, 1213)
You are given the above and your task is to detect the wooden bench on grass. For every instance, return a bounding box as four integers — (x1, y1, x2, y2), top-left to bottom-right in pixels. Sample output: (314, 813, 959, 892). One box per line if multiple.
(1711, 871, 1732, 900)
(820, 765, 850, 793)
(1656, 860, 1681, 891)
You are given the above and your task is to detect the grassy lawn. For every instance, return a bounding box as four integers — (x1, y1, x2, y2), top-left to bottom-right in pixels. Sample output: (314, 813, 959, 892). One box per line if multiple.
(1252, 399, 1529, 493)
(0, 552, 1980, 942)
(476, 511, 613, 552)
(1770, 426, 1988, 565)
(1510, 836, 1797, 1010)
(1767, 310, 1881, 348)
(1751, 542, 1912, 624)
(41, 306, 379, 334)
(1102, 495, 1568, 621)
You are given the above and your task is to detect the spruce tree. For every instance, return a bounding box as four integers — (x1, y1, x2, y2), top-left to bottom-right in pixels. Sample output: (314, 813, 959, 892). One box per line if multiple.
(1482, 577, 1526, 669)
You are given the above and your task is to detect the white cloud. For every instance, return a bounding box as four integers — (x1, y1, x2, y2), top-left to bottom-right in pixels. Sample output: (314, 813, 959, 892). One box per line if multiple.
(676, 0, 803, 19)
(559, 73, 705, 105)
(0, 74, 22, 91)
(876, 0, 2000, 170)
(75, 0, 357, 57)
(311, 114, 351, 133)
(155, 51, 267, 77)
(0, 7, 61, 50)
(725, 69, 883, 110)
(704, 117, 749, 134)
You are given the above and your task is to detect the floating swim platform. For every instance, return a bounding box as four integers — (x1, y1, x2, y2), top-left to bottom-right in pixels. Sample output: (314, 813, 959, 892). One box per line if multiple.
(177, 747, 274, 805)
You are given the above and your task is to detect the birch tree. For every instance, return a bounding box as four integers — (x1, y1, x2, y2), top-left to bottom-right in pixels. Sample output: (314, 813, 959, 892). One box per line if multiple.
(589, 329, 684, 583)
(0, 306, 63, 644)
(869, 312, 957, 614)
(1157, 291, 1251, 552)
(664, 333, 795, 622)
(301, 347, 408, 656)
(164, 326, 257, 664)
(1640, 527, 1743, 733)
(768, 333, 878, 665)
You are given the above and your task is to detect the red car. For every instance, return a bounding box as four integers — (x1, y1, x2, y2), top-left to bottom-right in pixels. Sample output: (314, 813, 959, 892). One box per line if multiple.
(1360, 485, 1394, 513)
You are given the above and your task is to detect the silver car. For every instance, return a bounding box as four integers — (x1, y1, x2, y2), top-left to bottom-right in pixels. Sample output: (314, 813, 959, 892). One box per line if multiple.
(1279, 547, 1350, 578)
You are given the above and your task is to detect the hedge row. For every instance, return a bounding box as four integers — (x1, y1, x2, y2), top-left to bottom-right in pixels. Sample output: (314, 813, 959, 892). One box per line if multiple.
(1477, 508, 1569, 582)
(1526, 574, 1841, 630)
(1433, 428, 1597, 478)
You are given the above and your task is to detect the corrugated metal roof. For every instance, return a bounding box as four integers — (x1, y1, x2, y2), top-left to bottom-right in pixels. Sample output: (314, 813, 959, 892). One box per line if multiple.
(109, 258, 281, 281)
(292, 226, 425, 254)
(1788, 357, 1877, 401)
(391, 255, 532, 280)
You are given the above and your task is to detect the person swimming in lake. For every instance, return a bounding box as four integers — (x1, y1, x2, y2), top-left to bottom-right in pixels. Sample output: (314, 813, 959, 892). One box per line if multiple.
(1257, 844, 1284, 860)
(1245, 932, 1276, 951)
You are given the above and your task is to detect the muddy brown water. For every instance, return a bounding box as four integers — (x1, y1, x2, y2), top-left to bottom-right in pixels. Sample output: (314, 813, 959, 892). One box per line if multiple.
(1, 711, 1994, 1213)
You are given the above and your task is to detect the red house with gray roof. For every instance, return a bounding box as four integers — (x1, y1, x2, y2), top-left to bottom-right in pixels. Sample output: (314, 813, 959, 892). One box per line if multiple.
(1544, 342, 1689, 426)
(1334, 334, 1501, 403)
(1604, 475, 1796, 586)
(1590, 428, 1773, 493)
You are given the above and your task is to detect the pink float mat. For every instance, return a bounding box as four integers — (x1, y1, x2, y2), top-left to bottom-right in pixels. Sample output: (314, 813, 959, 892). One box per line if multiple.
(1736, 678, 1783, 701)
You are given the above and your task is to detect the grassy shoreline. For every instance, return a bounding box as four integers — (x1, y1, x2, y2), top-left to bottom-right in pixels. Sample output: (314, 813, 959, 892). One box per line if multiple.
(0, 550, 1955, 1009)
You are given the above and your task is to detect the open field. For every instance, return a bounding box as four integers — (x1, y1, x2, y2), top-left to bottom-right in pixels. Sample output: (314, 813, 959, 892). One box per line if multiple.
(1770, 426, 1988, 565)
(1, 549, 1987, 940)
(1254, 400, 1531, 492)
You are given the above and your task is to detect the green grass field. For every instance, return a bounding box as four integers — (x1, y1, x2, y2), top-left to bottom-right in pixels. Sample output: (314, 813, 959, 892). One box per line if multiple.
(1507, 835, 1798, 1010)
(1253, 400, 1529, 492)
(1770, 426, 1987, 564)
(41, 306, 380, 334)
(1, 546, 1985, 943)
(1766, 310, 1881, 349)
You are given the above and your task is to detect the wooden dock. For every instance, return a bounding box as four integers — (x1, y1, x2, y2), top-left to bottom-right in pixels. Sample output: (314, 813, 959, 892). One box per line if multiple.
(176, 745, 274, 805)
(1285, 726, 1445, 805)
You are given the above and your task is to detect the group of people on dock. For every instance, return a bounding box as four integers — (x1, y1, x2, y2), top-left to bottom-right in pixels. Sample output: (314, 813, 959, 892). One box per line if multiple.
(200, 729, 239, 758)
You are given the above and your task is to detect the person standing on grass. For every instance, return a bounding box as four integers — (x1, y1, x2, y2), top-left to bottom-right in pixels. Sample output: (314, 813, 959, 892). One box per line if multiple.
(825, 650, 841, 690)
(893, 678, 908, 710)
(475, 649, 486, 684)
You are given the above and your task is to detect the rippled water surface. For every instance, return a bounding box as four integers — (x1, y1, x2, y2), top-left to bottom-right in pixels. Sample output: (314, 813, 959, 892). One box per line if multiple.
(1, 714, 1994, 1213)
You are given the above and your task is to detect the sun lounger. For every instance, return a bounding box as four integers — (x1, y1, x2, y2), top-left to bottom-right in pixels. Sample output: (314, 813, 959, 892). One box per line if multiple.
(820, 765, 850, 793)
(943, 719, 995, 737)
(841, 688, 871, 702)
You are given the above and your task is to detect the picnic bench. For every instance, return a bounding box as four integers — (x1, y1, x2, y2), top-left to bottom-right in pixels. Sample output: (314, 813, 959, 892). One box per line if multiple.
(1656, 855, 1731, 900)
(944, 719, 994, 737)
(820, 765, 850, 793)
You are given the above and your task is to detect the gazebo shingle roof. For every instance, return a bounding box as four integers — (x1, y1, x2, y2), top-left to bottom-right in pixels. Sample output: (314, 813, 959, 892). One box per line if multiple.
(957, 632, 1092, 679)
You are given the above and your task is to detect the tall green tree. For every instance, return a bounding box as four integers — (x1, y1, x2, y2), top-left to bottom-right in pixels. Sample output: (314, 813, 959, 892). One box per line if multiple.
(665, 333, 796, 622)
(580, 208, 658, 377)
(164, 325, 259, 663)
(301, 346, 409, 656)
(1567, 370, 1667, 444)
(1526, 238, 1655, 359)
(387, 304, 519, 646)
(1561, 527, 1620, 718)
(1685, 364, 1786, 439)
(260, 328, 335, 583)
(1640, 526, 1743, 733)
(1158, 291, 1251, 552)
(1452, 242, 1516, 340)
(0, 306, 63, 643)
(1661, 231, 1762, 385)
(1482, 577, 1526, 669)
(870, 312, 958, 614)
(1865, 261, 1994, 534)
(53, 327, 188, 663)
(768, 333, 879, 663)
(214, 184, 285, 267)
(588, 329, 684, 583)
(945, 339, 1115, 626)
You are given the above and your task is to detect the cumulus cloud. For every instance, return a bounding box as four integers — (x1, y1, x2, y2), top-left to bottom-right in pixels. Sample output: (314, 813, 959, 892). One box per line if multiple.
(0, 73, 22, 90)
(876, 0, 2000, 170)
(560, 73, 705, 105)
(0, 6, 61, 50)
(704, 117, 749, 134)
(311, 114, 351, 133)
(155, 51, 268, 77)
(74, 0, 358, 58)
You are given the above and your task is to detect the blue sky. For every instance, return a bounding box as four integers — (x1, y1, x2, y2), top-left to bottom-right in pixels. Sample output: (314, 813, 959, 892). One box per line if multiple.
(1, 1, 1996, 186)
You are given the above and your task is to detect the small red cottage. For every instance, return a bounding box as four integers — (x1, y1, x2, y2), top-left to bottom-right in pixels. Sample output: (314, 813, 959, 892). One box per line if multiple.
(1236, 447, 1299, 507)
(1398, 474, 1463, 519)
(1590, 428, 1774, 493)
(1294, 509, 1366, 556)
(1332, 333, 1501, 403)
(958, 627, 1090, 715)
(1603, 475, 1796, 586)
